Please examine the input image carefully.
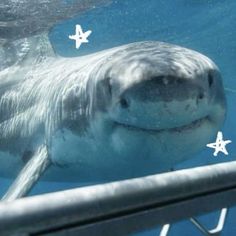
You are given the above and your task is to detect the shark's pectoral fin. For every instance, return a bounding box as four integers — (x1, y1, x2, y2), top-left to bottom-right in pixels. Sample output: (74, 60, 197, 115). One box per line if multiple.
(2, 145, 51, 202)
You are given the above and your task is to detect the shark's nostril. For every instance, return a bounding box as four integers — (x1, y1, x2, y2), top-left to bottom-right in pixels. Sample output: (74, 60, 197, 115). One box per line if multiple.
(120, 98, 129, 109)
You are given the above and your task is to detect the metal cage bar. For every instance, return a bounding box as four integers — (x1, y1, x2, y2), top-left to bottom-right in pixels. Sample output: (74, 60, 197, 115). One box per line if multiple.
(1, 161, 236, 235)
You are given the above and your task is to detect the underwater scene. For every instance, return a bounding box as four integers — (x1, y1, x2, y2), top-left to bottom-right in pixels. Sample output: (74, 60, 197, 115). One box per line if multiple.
(0, 0, 236, 235)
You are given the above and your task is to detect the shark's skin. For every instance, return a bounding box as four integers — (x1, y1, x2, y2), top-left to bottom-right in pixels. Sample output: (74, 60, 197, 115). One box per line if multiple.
(0, 41, 226, 182)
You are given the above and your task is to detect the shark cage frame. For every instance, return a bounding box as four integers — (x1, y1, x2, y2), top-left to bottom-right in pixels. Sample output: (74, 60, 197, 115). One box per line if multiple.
(0, 161, 236, 236)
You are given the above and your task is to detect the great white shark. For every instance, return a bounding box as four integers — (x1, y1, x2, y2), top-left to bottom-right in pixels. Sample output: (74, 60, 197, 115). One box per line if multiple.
(0, 1, 226, 200)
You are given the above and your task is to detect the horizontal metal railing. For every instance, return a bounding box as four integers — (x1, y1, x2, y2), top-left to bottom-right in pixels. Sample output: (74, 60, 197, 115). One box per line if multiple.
(1, 161, 236, 235)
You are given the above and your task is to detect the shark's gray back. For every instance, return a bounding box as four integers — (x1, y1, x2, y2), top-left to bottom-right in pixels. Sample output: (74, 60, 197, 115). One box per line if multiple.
(0, 0, 112, 159)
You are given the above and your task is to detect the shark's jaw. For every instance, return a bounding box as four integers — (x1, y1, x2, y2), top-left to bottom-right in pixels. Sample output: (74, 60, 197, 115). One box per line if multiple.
(106, 93, 225, 172)
(113, 115, 210, 134)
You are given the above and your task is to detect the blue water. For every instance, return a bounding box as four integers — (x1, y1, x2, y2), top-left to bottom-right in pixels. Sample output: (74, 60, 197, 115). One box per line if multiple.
(1, 0, 236, 235)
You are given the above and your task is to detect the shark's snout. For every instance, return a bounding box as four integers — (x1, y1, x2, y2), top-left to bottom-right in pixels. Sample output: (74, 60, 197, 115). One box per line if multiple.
(118, 74, 208, 106)
(110, 64, 225, 133)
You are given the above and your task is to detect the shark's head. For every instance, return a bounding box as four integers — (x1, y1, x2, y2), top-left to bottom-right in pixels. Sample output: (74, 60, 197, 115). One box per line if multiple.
(90, 41, 226, 173)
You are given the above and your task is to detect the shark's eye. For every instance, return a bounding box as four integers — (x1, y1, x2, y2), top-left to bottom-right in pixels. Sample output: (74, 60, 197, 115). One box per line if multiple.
(208, 72, 214, 88)
(120, 97, 129, 109)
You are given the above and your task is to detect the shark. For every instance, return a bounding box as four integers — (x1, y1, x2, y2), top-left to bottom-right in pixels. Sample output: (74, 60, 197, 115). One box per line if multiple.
(0, 0, 226, 201)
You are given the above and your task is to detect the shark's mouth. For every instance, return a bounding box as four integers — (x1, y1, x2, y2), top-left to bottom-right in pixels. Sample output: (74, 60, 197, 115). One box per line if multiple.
(113, 116, 210, 134)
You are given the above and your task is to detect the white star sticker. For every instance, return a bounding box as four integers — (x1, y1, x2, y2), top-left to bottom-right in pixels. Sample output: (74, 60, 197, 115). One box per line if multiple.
(69, 24, 92, 49)
(206, 131, 232, 156)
